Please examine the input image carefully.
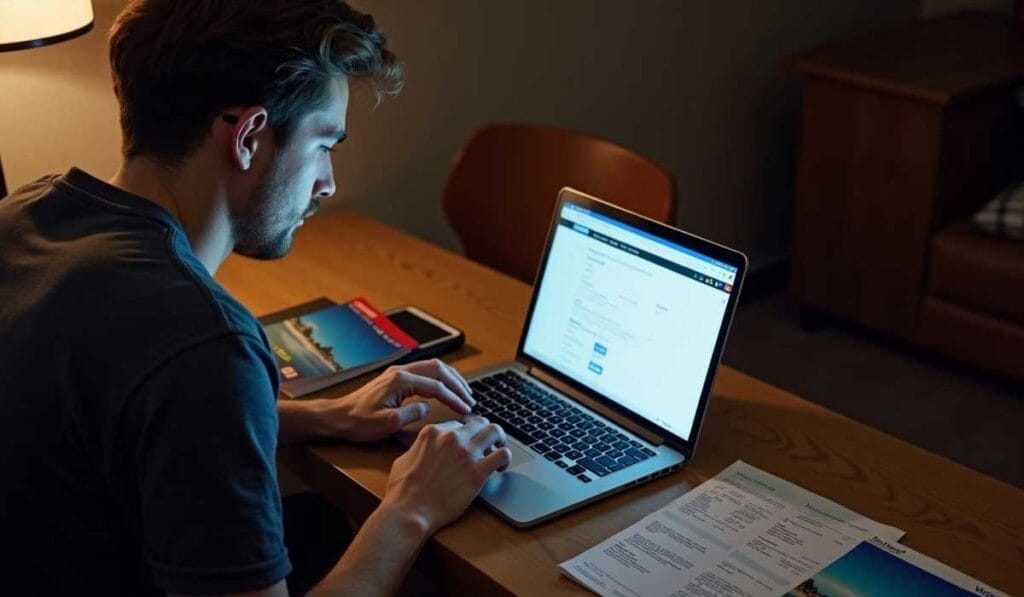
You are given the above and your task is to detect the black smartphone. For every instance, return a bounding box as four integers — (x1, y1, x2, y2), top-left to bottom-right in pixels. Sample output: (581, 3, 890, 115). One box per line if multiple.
(385, 305, 465, 362)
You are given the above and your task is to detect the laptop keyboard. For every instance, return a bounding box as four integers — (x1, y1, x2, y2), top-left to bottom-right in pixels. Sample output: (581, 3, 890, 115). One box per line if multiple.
(469, 370, 658, 483)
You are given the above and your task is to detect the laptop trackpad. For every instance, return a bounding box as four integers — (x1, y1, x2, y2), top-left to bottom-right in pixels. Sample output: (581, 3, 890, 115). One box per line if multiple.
(504, 441, 534, 468)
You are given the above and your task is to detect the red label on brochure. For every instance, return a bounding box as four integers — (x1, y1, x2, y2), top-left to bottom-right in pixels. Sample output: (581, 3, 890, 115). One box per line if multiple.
(351, 297, 419, 349)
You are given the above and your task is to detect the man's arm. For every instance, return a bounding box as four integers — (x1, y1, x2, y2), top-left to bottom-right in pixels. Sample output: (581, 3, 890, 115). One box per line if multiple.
(126, 333, 291, 595)
(277, 359, 476, 445)
(307, 497, 429, 596)
(310, 416, 508, 596)
(170, 504, 424, 597)
(175, 416, 510, 597)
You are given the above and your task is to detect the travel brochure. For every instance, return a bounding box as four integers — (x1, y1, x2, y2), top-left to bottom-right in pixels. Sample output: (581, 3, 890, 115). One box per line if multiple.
(785, 536, 1001, 597)
(262, 297, 418, 398)
(560, 461, 1006, 596)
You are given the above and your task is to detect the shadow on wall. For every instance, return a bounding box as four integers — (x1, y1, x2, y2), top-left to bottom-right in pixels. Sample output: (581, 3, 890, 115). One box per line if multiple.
(6, 0, 1009, 269)
(333, 0, 928, 267)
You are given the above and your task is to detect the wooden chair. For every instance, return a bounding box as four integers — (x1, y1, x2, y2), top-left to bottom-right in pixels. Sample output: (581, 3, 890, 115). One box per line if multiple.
(442, 122, 676, 284)
(0, 154, 7, 198)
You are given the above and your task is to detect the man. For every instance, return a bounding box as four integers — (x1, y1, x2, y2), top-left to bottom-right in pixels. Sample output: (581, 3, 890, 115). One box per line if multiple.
(0, 1, 510, 595)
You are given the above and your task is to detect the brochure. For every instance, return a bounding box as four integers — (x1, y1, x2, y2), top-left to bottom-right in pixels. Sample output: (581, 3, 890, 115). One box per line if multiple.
(559, 461, 1005, 596)
(786, 535, 1007, 597)
(261, 297, 418, 398)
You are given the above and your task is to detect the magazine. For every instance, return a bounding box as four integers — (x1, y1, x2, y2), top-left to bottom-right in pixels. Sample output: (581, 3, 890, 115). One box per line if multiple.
(261, 297, 418, 398)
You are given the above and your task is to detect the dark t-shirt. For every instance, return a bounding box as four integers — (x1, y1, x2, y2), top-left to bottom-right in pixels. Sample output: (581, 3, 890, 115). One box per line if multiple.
(0, 169, 291, 594)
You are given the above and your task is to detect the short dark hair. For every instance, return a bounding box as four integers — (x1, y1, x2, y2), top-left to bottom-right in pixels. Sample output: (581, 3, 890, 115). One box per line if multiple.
(109, 0, 402, 166)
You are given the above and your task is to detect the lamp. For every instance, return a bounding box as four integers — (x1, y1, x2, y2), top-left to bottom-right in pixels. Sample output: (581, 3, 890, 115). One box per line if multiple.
(0, 0, 95, 196)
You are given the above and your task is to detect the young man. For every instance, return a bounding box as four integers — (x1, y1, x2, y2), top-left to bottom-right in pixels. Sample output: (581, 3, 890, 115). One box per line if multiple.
(0, 1, 510, 595)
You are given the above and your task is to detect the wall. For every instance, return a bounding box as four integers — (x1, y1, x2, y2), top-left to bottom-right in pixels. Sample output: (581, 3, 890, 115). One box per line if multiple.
(920, 0, 1012, 17)
(343, 0, 925, 268)
(1, 0, 1013, 269)
(0, 0, 123, 192)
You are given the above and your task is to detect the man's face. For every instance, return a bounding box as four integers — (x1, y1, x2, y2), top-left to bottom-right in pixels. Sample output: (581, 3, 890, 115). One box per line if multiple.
(232, 76, 349, 259)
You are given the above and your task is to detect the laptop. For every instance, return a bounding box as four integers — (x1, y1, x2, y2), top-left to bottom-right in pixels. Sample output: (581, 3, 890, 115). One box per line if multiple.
(401, 187, 747, 527)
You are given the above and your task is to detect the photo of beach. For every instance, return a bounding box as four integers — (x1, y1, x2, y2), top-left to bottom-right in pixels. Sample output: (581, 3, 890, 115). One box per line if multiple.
(785, 542, 973, 597)
(264, 302, 407, 380)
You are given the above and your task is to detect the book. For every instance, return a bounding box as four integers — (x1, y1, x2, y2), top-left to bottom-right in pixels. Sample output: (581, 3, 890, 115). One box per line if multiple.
(260, 297, 418, 398)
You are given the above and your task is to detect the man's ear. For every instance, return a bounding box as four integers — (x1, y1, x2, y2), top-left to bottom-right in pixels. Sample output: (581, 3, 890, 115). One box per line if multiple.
(228, 107, 269, 171)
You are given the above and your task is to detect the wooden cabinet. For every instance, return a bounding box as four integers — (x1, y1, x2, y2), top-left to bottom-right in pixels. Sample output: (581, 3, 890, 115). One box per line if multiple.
(785, 11, 1024, 339)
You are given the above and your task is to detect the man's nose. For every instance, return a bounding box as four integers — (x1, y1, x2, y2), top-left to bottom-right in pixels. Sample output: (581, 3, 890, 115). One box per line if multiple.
(315, 170, 336, 198)
(315, 180, 335, 199)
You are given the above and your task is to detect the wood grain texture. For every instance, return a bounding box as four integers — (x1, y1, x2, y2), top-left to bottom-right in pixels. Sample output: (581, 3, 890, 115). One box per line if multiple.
(789, 78, 943, 337)
(217, 211, 1024, 596)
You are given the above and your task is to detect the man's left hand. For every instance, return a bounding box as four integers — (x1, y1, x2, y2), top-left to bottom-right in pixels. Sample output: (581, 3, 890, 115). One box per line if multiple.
(315, 359, 475, 443)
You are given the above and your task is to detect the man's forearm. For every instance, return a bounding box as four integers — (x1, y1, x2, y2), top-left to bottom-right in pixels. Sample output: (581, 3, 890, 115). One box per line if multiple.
(277, 398, 335, 444)
(308, 502, 431, 597)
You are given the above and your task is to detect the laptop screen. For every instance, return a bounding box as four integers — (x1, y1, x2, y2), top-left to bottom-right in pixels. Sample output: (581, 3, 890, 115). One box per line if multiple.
(521, 199, 739, 442)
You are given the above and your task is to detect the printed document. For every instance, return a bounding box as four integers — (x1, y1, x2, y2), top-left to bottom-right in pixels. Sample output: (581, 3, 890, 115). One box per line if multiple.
(560, 461, 1005, 596)
(560, 461, 903, 596)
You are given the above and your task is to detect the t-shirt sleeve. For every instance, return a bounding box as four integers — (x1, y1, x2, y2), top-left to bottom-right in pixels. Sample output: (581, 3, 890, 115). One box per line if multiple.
(122, 331, 291, 594)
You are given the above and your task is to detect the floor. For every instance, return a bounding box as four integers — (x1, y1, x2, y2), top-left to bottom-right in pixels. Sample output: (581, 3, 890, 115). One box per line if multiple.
(722, 293, 1024, 488)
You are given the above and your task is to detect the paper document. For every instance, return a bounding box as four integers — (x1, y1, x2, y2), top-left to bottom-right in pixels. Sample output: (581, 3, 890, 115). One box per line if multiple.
(559, 461, 905, 596)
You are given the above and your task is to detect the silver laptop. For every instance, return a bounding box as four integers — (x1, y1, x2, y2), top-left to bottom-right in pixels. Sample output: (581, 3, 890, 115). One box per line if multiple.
(403, 187, 747, 527)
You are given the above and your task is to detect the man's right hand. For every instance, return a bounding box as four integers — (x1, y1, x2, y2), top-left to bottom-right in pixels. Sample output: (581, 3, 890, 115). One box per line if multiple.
(381, 415, 511, 535)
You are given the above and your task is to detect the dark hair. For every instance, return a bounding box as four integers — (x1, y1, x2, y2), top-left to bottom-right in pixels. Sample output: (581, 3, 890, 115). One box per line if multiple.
(109, 0, 402, 166)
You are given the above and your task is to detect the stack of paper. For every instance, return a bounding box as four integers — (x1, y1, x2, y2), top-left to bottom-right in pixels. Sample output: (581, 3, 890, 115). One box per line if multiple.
(560, 461, 1005, 596)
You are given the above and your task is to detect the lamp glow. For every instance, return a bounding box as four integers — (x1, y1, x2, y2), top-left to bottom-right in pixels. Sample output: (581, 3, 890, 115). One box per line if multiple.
(0, 0, 94, 52)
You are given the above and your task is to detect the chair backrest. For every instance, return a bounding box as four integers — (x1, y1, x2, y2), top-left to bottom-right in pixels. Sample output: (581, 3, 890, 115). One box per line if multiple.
(442, 122, 676, 284)
(0, 154, 7, 199)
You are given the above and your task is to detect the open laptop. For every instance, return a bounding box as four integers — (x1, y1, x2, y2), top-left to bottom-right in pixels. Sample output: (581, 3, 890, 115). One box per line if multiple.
(402, 187, 747, 527)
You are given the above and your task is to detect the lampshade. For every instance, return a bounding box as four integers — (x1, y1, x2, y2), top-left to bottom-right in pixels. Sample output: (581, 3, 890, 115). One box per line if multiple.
(0, 0, 94, 52)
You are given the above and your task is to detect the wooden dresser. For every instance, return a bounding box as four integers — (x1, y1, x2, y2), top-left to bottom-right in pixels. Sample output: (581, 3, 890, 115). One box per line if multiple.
(784, 11, 1024, 348)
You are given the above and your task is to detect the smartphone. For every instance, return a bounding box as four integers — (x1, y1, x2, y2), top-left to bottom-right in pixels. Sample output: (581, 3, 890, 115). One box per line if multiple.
(385, 305, 465, 362)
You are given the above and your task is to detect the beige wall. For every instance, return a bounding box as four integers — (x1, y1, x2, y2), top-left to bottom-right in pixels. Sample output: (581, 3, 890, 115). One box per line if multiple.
(0, 0, 123, 191)
(1, 0, 1013, 268)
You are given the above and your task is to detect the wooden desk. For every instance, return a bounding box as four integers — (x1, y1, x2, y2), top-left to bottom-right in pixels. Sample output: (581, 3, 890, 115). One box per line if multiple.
(216, 211, 1024, 596)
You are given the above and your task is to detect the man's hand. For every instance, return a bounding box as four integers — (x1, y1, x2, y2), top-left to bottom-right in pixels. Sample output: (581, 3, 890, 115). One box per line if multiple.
(315, 359, 476, 443)
(308, 416, 511, 596)
(381, 416, 511, 535)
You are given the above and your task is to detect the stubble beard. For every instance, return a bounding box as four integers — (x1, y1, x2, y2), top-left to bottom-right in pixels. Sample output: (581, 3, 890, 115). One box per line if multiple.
(232, 159, 299, 261)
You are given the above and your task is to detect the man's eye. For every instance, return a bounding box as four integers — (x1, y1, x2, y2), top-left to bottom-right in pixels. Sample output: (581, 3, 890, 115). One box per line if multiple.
(321, 145, 336, 154)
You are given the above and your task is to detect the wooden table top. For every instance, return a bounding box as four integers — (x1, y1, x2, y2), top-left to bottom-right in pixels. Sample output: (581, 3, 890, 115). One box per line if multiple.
(216, 210, 1024, 596)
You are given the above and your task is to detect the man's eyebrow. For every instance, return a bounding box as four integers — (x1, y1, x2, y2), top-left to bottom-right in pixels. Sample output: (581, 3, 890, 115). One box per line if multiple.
(319, 125, 347, 144)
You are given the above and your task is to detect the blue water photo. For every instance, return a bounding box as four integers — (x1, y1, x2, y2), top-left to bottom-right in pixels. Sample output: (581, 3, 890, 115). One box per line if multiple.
(264, 303, 406, 380)
(785, 542, 972, 597)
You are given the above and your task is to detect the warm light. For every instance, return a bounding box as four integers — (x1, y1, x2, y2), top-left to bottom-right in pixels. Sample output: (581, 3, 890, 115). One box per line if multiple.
(0, 0, 94, 51)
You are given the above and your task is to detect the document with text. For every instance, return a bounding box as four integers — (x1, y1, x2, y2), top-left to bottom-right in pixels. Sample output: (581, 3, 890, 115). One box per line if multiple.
(561, 461, 1006, 596)
(560, 461, 905, 596)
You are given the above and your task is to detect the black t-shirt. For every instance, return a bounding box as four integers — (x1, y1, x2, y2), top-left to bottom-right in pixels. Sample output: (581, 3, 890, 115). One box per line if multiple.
(0, 169, 291, 594)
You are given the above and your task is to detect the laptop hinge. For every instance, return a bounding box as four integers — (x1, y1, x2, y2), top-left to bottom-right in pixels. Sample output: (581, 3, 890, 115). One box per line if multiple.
(528, 367, 667, 446)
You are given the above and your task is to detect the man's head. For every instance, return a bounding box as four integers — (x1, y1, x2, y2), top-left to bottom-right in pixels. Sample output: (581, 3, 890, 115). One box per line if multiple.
(108, 0, 402, 258)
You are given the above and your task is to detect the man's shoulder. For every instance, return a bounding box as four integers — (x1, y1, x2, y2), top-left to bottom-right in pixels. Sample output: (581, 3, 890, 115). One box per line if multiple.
(79, 234, 267, 369)
(0, 169, 270, 396)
